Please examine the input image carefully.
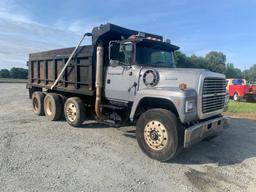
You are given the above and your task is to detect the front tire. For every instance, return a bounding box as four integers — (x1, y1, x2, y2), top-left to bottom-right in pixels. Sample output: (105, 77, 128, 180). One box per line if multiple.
(136, 109, 182, 162)
(64, 97, 86, 127)
(233, 92, 239, 101)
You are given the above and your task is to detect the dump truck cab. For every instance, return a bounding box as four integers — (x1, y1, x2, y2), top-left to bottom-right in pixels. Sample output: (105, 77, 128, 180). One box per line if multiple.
(105, 37, 178, 101)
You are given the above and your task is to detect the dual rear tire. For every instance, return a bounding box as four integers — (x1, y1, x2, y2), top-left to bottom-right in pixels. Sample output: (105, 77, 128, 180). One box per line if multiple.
(32, 92, 45, 116)
(44, 93, 63, 121)
(32, 92, 85, 127)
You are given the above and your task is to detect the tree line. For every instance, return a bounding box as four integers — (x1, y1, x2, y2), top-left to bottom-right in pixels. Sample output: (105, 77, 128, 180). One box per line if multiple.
(0, 51, 256, 80)
(175, 51, 256, 81)
(0, 67, 28, 79)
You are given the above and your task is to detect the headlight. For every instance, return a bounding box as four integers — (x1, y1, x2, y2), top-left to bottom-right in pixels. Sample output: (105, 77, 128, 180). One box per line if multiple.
(185, 100, 193, 112)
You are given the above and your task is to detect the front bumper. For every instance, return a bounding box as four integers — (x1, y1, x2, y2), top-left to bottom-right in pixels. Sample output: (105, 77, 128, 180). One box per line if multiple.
(184, 116, 230, 148)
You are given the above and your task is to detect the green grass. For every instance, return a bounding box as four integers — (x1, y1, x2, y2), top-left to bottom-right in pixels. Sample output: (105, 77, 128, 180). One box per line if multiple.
(228, 100, 256, 113)
(0, 78, 27, 83)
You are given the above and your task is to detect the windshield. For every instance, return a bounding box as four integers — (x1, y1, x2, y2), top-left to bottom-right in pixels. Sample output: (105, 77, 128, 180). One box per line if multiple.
(136, 42, 176, 67)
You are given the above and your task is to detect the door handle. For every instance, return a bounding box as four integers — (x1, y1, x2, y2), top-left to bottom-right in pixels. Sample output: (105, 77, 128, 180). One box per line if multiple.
(107, 79, 111, 84)
(128, 82, 137, 92)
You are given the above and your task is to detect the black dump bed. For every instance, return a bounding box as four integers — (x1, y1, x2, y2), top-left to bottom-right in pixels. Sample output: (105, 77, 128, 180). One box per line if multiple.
(27, 45, 95, 96)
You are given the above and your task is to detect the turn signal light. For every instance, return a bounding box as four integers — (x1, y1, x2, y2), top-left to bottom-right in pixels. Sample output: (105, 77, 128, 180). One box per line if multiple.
(179, 83, 187, 91)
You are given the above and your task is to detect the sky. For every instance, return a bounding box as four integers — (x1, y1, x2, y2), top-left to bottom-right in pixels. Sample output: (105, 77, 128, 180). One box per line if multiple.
(0, 0, 255, 70)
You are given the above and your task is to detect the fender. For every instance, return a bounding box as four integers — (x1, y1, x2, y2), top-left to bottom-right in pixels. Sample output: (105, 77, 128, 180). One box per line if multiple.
(130, 87, 197, 123)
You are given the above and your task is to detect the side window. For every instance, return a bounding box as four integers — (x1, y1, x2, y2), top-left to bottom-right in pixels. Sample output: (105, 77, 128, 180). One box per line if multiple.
(119, 43, 132, 65)
(109, 42, 133, 65)
(109, 42, 120, 61)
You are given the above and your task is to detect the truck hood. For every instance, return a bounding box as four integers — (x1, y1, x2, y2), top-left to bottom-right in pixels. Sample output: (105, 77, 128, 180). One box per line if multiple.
(138, 67, 226, 92)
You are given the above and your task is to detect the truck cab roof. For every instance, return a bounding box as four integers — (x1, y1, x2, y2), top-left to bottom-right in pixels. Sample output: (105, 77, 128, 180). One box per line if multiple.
(91, 23, 179, 50)
(92, 23, 162, 44)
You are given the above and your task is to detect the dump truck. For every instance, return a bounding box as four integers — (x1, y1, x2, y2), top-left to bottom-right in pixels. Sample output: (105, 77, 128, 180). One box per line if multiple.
(27, 23, 229, 161)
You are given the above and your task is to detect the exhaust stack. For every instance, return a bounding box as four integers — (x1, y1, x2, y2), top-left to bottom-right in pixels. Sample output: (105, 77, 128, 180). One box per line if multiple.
(95, 45, 105, 120)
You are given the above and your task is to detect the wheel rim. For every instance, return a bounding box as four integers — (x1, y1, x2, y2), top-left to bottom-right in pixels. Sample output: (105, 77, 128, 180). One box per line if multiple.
(144, 120, 168, 150)
(45, 99, 53, 116)
(66, 102, 77, 122)
(33, 98, 39, 111)
(234, 93, 238, 101)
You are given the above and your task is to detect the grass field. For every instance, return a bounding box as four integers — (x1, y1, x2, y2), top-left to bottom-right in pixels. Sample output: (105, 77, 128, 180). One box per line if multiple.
(0, 78, 27, 83)
(228, 100, 256, 113)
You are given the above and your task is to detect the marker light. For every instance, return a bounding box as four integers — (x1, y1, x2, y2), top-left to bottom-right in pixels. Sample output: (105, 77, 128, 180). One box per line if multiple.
(179, 83, 187, 91)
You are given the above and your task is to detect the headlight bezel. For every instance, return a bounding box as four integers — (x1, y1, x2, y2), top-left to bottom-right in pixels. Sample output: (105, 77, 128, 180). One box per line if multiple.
(185, 100, 194, 113)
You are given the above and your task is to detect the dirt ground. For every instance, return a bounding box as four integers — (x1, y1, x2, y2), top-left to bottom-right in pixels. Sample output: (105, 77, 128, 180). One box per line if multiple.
(1, 83, 256, 192)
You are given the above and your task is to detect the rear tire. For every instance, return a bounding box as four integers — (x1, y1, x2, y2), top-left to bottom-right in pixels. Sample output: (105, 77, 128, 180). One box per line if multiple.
(253, 95, 256, 102)
(44, 93, 62, 121)
(64, 97, 86, 127)
(58, 94, 67, 119)
(32, 92, 45, 116)
(136, 108, 183, 162)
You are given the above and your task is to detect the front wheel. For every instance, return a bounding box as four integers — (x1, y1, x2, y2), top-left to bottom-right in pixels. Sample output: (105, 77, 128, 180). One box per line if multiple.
(233, 92, 239, 101)
(136, 109, 183, 162)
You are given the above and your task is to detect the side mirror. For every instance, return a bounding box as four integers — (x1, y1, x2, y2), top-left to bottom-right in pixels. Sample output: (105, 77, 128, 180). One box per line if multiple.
(110, 59, 120, 67)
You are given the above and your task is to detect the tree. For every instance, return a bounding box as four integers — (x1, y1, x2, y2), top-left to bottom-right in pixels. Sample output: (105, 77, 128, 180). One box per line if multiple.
(10, 67, 28, 79)
(205, 51, 226, 73)
(225, 63, 242, 78)
(174, 50, 243, 78)
(175, 51, 191, 68)
(205, 51, 226, 65)
(0, 69, 10, 78)
(245, 64, 256, 81)
(188, 54, 207, 69)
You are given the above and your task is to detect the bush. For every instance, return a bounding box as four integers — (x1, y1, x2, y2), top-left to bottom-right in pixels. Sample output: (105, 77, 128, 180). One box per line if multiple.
(10, 67, 28, 79)
(0, 69, 10, 78)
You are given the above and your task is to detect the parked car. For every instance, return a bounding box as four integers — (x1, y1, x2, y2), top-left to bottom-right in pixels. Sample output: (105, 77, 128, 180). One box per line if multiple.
(227, 78, 256, 101)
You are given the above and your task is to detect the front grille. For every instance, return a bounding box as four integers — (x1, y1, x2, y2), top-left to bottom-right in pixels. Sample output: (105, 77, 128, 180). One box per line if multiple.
(202, 78, 226, 113)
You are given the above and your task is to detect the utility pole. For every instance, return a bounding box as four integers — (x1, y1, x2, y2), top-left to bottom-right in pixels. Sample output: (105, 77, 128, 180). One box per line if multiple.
(244, 65, 246, 82)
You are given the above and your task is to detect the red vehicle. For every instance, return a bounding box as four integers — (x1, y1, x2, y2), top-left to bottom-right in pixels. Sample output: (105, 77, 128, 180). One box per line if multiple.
(227, 79, 256, 101)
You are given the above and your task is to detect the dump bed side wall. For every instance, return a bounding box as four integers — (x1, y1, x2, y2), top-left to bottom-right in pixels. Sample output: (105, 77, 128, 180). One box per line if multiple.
(27, 45, 95, 96)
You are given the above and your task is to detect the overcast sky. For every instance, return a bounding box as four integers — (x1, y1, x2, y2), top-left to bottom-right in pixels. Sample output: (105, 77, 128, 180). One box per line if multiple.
(0, 0, 255, 69)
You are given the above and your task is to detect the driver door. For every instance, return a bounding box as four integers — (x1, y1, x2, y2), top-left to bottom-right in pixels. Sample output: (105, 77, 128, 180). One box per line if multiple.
(104, 42, 134, 102)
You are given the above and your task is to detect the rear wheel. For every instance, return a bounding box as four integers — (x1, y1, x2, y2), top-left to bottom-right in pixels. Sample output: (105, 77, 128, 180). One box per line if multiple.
(44, 93, 62, 121)
(32, 92, 45, 116)
(136, 108, 183, 162)
(58, 94, 67, 119)
(64, 97, 86, 127)
(253, 95, 256, 102)
(233, 92, 239, 101)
